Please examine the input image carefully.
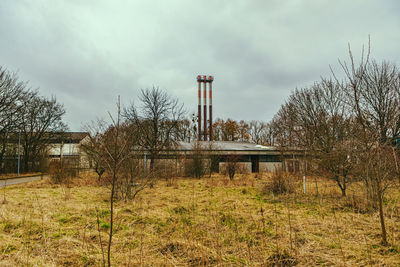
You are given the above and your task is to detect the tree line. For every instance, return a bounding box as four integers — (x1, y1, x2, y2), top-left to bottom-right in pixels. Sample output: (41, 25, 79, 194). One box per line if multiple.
(2, 41, 396, 258)
(176, 118, 276, 144)
(271, 44, 400, 245)
(0, 67, 66, 173)
(0, 64, 281, 176)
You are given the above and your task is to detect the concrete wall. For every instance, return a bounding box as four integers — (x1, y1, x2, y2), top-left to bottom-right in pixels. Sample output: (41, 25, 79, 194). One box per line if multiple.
(143, 158, 214, 177)
(259, 162, 282, 173)
(146, 159, 283, 175)
(48, 143, 81, 157)
(79, 154, 91, 169)
(138, 158, 188, 176)
(83, 156, 298, 175)
(219, 162, 251, 174)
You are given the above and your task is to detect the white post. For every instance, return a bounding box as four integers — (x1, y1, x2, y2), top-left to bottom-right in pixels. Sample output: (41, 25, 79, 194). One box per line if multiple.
(303, 175, 306, 194)
(17, 131, 21, 176)
(143, 154, 147, 173)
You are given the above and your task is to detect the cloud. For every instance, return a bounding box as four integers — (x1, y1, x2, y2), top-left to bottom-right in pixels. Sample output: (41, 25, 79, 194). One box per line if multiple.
(0, 0, 399, 129)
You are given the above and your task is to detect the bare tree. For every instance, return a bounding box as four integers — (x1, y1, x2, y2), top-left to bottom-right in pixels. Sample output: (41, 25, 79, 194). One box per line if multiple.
(84, 97, 158, 265)
(17, 93, 67, 172)
(0, 67, 27, 172)
(212, 119, 273, 144)
(359, 61, 400, 144)
(124, 87, 185, 170)
(211, 118, 224, 141)
(81, 119, 107, 182)
(237, 120, 250, 142)
(333, 41, 400, 244)
(102, 99, 125, 267)
(271, 76, 361, 196)
(270, 101, 299, 149)
(333, 41, 372, 147)
(263, 122, 276, 146)
(354, 145, 397, 245)
(248, 120, 275, 145)
(85, 98, 133, 266)
(176, 118, 196, 142)
(0, 67, 69, 174)
(249, 120, 265, 144)
(295, 80, 355, 196)
(212, 118, 241, 141)
(270, 39, 400, 244)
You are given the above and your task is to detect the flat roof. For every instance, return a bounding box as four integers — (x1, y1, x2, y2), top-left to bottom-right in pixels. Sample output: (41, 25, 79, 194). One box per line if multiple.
(177, 141, 277, 151)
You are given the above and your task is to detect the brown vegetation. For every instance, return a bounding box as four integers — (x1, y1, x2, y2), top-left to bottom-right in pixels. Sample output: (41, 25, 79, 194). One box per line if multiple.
(0, 172, 399, 266)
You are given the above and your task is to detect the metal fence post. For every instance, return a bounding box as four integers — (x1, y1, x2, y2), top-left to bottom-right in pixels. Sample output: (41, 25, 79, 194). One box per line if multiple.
(17, 131, 21, 176)
(144, 153, 147, 174)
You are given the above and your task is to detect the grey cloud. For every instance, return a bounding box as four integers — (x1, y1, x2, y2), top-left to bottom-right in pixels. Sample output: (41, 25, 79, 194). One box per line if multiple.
(0, 0, 399, 129)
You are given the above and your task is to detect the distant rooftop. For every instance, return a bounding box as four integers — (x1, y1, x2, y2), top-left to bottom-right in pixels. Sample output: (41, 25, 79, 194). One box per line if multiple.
(49, 132, 89, 143)
(177, 141, 277, 151)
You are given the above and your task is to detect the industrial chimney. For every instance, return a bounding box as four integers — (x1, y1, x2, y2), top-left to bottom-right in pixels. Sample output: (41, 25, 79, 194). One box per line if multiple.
(208, 75, 213, 141)
(196, 75, 214, 141)
(197, 75, 202, 141)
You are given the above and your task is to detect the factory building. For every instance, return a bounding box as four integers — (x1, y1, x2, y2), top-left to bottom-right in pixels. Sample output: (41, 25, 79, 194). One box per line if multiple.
(180, 75, 303, 174)
(169, 141, 303, 174)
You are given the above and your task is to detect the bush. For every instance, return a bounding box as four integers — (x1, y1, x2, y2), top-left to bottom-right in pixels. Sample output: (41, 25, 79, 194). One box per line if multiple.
(336, 193, 375, 214)
(49, 160, 78, 184)
(222, 155, 243, 180)
(184, 157, 206, 179)
(262, 170, 296, 195)
(184, 142, 207, 179)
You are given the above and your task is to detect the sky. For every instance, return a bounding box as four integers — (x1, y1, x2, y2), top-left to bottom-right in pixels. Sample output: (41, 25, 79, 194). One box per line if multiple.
(1, 0, 400, 131)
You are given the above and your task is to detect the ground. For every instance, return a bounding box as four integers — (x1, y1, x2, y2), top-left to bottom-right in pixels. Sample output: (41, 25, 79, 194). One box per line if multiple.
(0, 172, 399, 266)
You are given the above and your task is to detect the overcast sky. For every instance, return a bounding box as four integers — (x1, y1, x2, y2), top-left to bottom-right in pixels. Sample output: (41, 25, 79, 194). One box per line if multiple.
(1, 1, 400, 131)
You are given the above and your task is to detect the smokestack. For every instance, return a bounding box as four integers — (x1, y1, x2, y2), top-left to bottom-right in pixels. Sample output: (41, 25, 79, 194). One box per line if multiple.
(197, 75, 202, 141)
(196, 74, 214, 141)
(203, 75, 207, 141)
(208, 76, 213, 141)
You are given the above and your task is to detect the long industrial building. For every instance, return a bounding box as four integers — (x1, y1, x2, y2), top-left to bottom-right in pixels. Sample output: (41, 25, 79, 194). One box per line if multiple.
(154, 141, 303, 174)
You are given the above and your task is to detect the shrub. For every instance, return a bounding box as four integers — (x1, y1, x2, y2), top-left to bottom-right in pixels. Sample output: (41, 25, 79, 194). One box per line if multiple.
(184, 158, 206, 179)
(184, 142, 207, 179)
(49, 160, 77, 184)
(262, 170, 296, 195)
(223, 155, 242, 180)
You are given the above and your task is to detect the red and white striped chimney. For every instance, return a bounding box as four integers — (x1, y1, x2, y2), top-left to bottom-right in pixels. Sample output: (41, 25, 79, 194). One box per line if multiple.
(197, 75, 202, 141)
(196, 74, 214, 141)
(203, 75, 207, 141)
(208, 76, 213, 141)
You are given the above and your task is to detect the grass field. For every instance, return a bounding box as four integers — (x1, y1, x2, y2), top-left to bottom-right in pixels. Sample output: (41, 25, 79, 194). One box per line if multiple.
(0, 172, 43, 180)
(0, 172, 399, 266)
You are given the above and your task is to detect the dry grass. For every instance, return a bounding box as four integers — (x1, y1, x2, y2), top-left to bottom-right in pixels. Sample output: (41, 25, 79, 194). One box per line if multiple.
(0, 172, 399, 266)
(0, 172, 43, 179)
